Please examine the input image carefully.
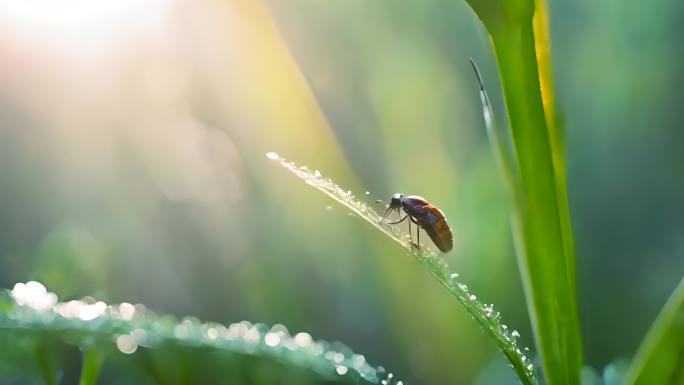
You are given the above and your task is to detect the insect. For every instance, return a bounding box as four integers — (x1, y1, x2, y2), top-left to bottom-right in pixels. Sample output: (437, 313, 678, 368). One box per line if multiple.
(379, 193, 453, 252)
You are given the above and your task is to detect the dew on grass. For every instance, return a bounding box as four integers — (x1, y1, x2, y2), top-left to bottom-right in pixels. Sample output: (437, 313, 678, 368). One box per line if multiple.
(207, 327, 219, 340)
(4, 280, 395, 384)
(119, 302, 135, 320)
(116, 334, 138, 354)
(295, 332, 313, 348)
(269, 152, 538, 384)
(264, 332, 280, 347)
(332, 352, 345, 363)
(244, 326, 260, 343)
(79, 301, 106, 321)
(352, 354, 366, 368)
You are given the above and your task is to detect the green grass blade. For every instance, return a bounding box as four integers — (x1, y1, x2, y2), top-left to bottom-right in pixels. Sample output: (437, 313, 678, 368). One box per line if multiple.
(493, 28, 583, 385)
(268, 153, 538, 385)
(624, 276, 684, 385)
(464, 1, 584, 384)
(35, 343, 56, 385)
(78, 349, 104, 385)
(0, 281, 396, 385)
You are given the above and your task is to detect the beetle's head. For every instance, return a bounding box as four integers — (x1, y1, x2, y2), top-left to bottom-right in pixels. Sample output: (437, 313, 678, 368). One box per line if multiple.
(389, 193, 404, 209)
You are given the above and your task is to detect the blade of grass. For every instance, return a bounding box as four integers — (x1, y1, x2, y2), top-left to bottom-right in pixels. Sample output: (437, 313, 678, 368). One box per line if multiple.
(464, 1, 584, 384)
(1, 281, 396, 385)
(79, 349, 104, 385)
(268, 152, 538, 385)
(35, 343, 56, 385)
(623, 276, 684, 385)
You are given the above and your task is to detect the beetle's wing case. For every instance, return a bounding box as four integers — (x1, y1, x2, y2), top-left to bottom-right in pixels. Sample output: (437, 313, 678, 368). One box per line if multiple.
(399, 195, 453, 252)
(423, 206, 453, 252)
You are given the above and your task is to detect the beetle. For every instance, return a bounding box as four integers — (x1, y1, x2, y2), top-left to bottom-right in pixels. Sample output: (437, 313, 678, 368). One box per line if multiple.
(379, 193, 453, 252)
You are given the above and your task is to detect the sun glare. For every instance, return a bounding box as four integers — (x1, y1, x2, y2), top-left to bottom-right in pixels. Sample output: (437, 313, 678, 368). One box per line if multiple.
(0, 0, 173, 48)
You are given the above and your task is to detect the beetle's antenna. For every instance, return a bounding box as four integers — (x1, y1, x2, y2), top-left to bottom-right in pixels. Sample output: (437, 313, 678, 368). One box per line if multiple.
(379, 206, 394, 223)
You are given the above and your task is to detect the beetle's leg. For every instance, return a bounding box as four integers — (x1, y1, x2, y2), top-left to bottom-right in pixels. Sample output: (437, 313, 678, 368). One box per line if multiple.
(386, 213, 408, 225)
(408, 216, 421, 247)
(408, 220, 413, 244)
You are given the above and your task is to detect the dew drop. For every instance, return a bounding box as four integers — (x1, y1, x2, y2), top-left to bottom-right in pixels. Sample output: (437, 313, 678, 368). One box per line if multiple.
(79, 301, 106, 321)
(264, 332, 280, 347)
(266, 152, 279, 160)
(365, 191, 371, 195)
(336, 366, 348, 375)
(512, 330, 520, 338)
(527, 363, 534, 371)
(469, 294, 477, 300)
(119, 302, 135, 320)
(352, 354, 366, 368)
(116, 334, 138, 354)
(244, 327, 260, 343)
(207, 328, 219, 340)
(294, 332, 313, 348)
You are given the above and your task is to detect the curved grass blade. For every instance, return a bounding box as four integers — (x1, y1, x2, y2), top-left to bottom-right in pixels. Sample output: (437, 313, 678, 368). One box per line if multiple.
(267, 152, 538, 385)
(0, 281, 399, 385)
(623, 276, 684, 385)
(465, 1, 584, 380)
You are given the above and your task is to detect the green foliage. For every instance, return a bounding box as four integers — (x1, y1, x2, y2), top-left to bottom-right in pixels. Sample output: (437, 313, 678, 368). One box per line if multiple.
(269, 152, 537, 385)
(78, 349, 104, 385)
(464, 0, 584, 384)
(0, 282, 398, 385)
(624, 277, 684, 385)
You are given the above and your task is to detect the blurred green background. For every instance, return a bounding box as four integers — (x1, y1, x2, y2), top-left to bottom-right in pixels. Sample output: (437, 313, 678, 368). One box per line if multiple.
(0, 0, 682, 383)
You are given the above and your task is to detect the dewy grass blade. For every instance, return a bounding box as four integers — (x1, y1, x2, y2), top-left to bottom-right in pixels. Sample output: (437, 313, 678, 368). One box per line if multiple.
(1, 281, 398, 385)
(268, 152, 538, 385)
